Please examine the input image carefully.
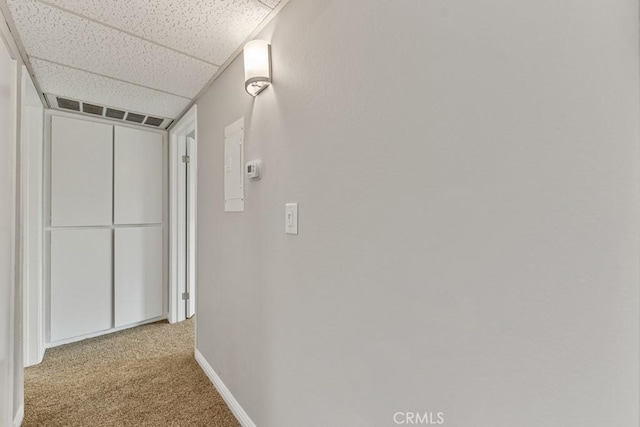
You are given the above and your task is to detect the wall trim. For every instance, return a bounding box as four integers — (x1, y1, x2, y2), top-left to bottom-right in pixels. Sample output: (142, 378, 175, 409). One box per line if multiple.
(46, 316, 166, 349)
(13, 404, 24, 427)
(21, 67, 45, 368)
(194, 349, 256, 427)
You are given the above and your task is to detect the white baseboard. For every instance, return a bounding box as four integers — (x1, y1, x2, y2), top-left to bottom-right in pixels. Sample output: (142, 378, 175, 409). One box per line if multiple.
(194, 349, 256, 427)
(46, 316, 166, 348)
(24, 341, 45, 367)
(13, 404, 24, 427)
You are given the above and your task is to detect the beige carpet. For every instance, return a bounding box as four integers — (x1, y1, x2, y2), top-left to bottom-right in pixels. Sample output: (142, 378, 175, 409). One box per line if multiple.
(24, 319, 240, 427)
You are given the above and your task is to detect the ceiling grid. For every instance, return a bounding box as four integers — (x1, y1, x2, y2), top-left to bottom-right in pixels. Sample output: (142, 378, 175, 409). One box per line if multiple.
(4, 0, 282, 120)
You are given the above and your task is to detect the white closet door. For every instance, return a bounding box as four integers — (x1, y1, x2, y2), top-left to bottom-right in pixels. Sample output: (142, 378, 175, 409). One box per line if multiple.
(51, 116, 113, 226)
(114, 126, 163, 225)
(50, 229, 112, 342)
(114, 226, 163, 327)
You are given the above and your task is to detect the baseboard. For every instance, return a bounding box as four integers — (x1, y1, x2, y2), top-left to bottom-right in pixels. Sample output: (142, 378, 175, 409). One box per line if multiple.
(38, 345, 46, 364)
(24, 342, 45, 367)
(194, 349, 256, 427)
(46, 316, 167, 348)
(13, 404, 24, 427)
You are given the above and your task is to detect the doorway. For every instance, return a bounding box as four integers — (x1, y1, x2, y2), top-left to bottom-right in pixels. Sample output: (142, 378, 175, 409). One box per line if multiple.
(169, 106, 197, 324)
(180, 131, 196, 319)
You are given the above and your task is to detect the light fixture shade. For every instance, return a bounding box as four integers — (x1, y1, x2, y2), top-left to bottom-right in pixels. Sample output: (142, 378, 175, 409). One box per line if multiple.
(244, 40, 271, 97)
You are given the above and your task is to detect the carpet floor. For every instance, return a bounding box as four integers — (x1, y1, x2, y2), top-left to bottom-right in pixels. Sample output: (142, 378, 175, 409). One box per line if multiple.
(24, 319, 240, 427)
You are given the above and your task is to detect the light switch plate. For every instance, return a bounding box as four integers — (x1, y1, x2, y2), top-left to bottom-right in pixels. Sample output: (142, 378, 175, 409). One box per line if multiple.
(285, 203, 298, 235)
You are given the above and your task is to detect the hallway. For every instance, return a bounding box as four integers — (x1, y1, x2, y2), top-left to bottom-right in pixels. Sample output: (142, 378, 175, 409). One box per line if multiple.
(23, 320, 238, 427)
(1, 1, 640, 426)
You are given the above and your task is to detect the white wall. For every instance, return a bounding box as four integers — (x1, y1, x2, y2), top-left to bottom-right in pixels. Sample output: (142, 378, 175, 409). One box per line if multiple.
(0, 29, 16, 427)
(195, 1, 640, 426)
(0, 11, 24, 427)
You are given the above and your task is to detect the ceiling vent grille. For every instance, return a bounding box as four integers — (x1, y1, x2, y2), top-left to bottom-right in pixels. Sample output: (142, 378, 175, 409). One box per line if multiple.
(105, 108, 126, 119)
(46, 94, 173, 130)
(82, 103, 104, 116)
(144, 116, 164, 127)
(56, 97, 80, 111)
(125, 112, 145, 123)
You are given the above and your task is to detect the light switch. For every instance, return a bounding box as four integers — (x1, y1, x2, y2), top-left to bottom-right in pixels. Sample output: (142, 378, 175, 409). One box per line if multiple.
(285, 203, 298, 235)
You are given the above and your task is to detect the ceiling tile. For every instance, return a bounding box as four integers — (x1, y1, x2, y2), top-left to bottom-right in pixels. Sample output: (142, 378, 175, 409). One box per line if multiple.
(42, 0, 275, 65)
(31, 58, 190, 118)
(7, 0, 217, 98)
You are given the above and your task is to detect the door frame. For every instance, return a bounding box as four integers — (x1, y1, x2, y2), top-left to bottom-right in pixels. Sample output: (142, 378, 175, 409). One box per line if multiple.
(169, 105, 197, 324)
(21, 66, 45, 367)
(185, 133, 197, 319)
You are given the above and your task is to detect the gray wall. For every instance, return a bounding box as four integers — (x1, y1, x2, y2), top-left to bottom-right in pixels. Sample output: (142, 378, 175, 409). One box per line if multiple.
(196, 1, 640, 426)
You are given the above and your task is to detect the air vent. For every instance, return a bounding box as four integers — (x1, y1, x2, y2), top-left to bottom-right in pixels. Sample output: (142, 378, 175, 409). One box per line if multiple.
(82, 103, 104, 116)
(106, 108, 126, 119)
(57, 97, 80, 111)
(144, 116, 164, 127)
(45, 93, 174, 129)
(126, 112, 145, 123)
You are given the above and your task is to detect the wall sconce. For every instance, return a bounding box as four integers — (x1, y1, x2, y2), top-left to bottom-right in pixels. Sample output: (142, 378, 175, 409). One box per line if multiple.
(244, 40, 271, 97)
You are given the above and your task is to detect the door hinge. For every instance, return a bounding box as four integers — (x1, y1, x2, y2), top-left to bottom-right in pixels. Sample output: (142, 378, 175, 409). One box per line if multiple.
(182, 155, 190, 163)
(182, 292, 190, 300)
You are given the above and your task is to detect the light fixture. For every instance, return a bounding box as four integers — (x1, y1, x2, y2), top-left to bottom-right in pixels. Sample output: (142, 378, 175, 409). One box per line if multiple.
(244, 40, 271, 97)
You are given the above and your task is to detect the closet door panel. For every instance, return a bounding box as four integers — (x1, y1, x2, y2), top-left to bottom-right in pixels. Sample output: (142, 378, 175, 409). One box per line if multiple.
(114, 126, 163, 225)
(50, 229, 112, 342)
(51, 116, 113, 226)
(114, 226, 163, 327)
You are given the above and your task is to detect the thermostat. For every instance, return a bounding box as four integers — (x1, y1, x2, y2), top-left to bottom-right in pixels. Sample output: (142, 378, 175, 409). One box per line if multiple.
(246, 159, 262, 180)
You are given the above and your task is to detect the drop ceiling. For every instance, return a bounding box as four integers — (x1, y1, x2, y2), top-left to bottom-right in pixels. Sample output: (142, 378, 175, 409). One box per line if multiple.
(3, 0, 282, 122)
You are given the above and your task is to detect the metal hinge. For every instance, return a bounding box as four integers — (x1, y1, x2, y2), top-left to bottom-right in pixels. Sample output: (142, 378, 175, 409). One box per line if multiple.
(182, 155, 190, 163)
(182, 292, 190, 300)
